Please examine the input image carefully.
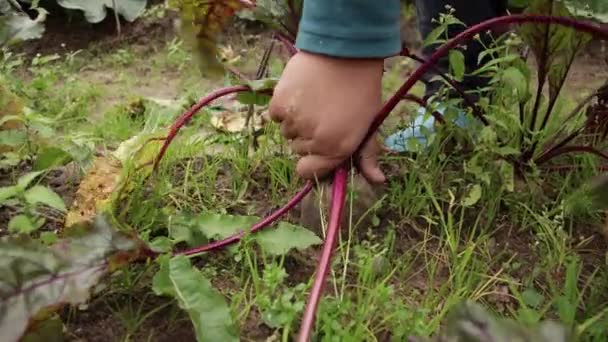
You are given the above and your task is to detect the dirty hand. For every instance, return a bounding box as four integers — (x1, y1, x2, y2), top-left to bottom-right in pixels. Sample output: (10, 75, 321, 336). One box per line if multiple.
(268, 51, 386, 184)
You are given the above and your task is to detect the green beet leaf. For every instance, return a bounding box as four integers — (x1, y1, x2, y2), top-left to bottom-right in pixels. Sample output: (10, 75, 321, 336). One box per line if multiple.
(255, 222, 322, 256)
(152, 255, 239, 342)
(519, 0, 592, 130)
(56, 0, 147, 23)
(191, 213, 259, 240)
(0, 5, 47, 46)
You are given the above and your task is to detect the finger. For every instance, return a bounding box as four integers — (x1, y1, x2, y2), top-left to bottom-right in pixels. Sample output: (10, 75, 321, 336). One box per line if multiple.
(290, 137, 314, 155)
(358, 138, 386, 184)
(296, 154, 344, 181)
(280, 119, 298, 140)
(268, 100, 287, 123)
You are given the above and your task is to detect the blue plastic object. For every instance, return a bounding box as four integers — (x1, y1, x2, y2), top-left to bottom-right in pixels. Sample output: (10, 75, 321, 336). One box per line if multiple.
(384, 105, 469, 152)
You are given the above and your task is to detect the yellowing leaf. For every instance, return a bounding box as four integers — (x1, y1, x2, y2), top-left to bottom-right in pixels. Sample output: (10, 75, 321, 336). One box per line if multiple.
(64, 156, 123, 228)
(209, 98, 266, 133)
(0, 81, 24, 130)
(210, 110, 249, 133)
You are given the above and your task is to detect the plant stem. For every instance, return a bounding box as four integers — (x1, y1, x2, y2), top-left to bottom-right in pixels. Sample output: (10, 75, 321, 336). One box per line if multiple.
(298, 166, 348, 342)
(402, 94, 445, 123)
(153, 85, 251, 170)
(112, 0, 121, 38)
(275, 32, 298, 57)
(535, 145, 608, 165)
(177, 181, 313, 256)
(360, 14, 608, 155)
(534, 90, 599, 164)
(407, 53, 487, 125)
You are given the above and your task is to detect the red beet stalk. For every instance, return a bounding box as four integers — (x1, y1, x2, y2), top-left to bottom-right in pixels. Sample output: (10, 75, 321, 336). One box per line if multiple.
(363, 14, 608, 148)
(177, 181, 313, 256)
(297, 15, 608, 341)
(297, 166, 349, 341)
(153, 13, 607, 340)
(159, 15, 608, 257)
(153, 85, 251, 170)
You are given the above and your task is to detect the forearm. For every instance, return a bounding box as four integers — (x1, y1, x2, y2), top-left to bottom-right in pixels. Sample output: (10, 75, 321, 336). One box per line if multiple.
(295, 0, 402, 58)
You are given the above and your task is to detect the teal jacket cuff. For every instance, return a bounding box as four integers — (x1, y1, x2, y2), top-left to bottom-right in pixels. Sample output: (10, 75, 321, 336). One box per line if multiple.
(295, 0, 402, 58)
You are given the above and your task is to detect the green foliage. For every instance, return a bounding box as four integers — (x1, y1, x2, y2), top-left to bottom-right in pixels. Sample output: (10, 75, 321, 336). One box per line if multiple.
(520, 0, 592, 123)
(235, 77, 278, 106)
(56, 0, 148, 23)
(152, 255, 239, 342)
(23, 184, 66, 211)
(255, 222, 322, 256)
(0, 1, 47, 47)
(411, 301, 573, 341)
(0, 66, 96, 170)
(565, 0, 608, 22)
(237, 0, 302, 37)
(32, 147, 72, 170)
(0, 215, 146, 342)
(0, 170, 65, 234)
(163, 212, 322, 255)
(1, 0, 149, 48)
(255, 262, 306, 329)
(448, 50, 466, 82)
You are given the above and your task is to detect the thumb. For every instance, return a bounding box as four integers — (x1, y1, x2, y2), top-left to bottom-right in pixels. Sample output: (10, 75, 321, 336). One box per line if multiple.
(296, 154, 344, 181)
(358, 137, 386, 184)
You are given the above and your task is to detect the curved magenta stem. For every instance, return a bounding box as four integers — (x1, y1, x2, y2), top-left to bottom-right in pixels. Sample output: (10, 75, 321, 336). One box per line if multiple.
(151, 13, 608, 340)
(294, 15, 608, 339)
(177, 181, 313, 256)
(153, 85, 251, 170)
(361, 14, 608, 150)
(406, 53, 487, 125)
(297, 167, 349, 342)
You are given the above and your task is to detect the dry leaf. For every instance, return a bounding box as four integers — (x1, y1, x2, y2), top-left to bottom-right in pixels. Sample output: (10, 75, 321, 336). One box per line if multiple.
(64, 156, 123, 229)
(209, 101, 265, 133)
(0, 81, 25, 153)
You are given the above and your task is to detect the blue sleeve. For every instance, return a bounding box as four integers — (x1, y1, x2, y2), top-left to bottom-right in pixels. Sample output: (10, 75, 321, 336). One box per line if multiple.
(295, 0, 402, 58)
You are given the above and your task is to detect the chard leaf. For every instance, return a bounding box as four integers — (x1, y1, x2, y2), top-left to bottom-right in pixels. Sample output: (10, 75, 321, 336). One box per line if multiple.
(152, 255, 239, 342)
(519, 0, 592, 130)
(0, 215, 147, 342)
(56, 0, 146, 23)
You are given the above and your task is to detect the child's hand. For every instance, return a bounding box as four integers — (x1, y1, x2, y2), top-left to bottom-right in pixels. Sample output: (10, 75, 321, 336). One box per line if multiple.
(269, 51, 386, 184)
